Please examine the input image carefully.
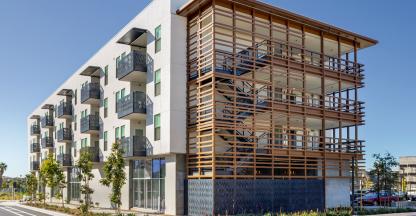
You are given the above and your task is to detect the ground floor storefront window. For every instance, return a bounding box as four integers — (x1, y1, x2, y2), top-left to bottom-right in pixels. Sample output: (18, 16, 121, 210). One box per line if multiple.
(132, 158, 165, 211)
(68, 167, 81, 201)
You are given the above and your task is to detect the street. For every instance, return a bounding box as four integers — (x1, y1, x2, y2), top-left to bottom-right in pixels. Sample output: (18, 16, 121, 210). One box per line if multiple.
(0, 201, 64, 216)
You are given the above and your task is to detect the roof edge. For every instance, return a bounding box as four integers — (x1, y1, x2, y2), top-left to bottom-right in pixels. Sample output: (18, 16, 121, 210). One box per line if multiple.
(177, 0, 378, 47)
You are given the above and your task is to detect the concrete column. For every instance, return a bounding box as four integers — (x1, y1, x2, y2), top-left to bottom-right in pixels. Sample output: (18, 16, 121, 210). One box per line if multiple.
(164, 154, 185, 215)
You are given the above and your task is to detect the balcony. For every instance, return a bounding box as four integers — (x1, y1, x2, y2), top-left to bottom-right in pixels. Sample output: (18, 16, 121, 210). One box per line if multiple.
(41, 116, 54, 128)
(116, 50, 147, 82)
(30, 161, 39, 171)
(80, 146, 100, 163)
(117, 91, 146, 120)
(41, 137, 54, 148)
(81, 83, 100, 105)
(57, 154, 72, 167)
(30, 124, 40, 135)
(57, 128, 72, 142)
(31, 143, 40, 153)
(80, 115, 100, 134)
(57, 102, 73, 118)
(120, 136, 146, 157)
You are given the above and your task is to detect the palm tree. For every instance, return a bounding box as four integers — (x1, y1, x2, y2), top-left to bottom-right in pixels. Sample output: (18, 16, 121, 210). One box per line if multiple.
(0, 162, 7, 187)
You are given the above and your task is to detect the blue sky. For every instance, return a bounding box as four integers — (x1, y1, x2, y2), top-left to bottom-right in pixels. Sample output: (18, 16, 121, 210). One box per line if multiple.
(0, 0, 414, 177)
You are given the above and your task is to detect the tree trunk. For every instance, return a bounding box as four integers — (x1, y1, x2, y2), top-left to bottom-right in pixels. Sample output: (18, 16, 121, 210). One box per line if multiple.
(61, 188, 64, 208)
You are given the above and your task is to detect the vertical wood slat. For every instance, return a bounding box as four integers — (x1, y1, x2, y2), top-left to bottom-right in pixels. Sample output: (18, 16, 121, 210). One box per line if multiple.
(185, 0, 365, 180)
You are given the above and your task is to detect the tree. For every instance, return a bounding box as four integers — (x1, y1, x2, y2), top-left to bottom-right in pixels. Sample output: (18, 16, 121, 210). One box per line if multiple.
(38, 171, 47, 206)
(76, 150, 94, 215)
(40, 153, 66, 206)
(369, 152, 399, 206)
(100, 142, 126, 214)
(0, 162, 7, 187)
(26, 172, 38, 204)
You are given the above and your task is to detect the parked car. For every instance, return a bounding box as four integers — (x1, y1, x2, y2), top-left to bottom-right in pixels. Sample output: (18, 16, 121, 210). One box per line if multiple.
(355, 192, 399, 206)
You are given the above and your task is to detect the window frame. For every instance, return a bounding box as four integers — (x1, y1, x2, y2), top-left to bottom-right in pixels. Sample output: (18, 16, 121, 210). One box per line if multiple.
(155, 25, 162, 53)
(154, 114, 161, 141)
(155, 69, 161, 96)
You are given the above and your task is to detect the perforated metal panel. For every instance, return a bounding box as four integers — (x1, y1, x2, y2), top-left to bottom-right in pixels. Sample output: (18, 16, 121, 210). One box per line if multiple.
(187, 180, 214, 216)
(187, 179, 325, 215)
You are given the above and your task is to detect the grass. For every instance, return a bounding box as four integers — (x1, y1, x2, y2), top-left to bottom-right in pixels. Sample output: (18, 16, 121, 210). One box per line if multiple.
(0, 192, 24, 200)
(257, 207, 416, 216)
(356, 207, 416, 215)
(25, 202, 135, 216)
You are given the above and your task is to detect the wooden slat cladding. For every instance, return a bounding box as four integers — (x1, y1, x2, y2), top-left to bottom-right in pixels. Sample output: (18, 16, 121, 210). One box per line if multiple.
(186, 0, 365, 180)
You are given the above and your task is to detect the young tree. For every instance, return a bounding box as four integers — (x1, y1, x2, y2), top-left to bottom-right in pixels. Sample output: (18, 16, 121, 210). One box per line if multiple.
(38, 171, 47, 206)
(100, 142, 126, 214)
(26, 172, 38, 204)
(369, 152, 399, 206)
(0, 162, 7, 187)
(40, 153, 66, 206)
(76, 150, 94, 215)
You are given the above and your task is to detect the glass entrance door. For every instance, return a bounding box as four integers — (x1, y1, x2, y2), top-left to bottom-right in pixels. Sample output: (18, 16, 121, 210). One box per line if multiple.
(132, 159, 165, 212)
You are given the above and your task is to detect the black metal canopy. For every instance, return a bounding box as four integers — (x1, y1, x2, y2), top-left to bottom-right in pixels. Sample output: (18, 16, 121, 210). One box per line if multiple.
(79, 66, 101, 78)
(57, 89, 73, 96)
(117, 28, 147, 47)
(41, 104, 54, 110)
(30, 115, 40, 119)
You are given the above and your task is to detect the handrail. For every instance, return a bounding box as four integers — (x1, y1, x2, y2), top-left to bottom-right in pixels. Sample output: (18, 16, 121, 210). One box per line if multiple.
(214, 39, 364, 76)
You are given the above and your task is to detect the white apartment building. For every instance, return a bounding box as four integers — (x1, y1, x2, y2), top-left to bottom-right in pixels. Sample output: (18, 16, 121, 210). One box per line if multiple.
(28, 0, 188, 214)
(28, 0, 376, 215)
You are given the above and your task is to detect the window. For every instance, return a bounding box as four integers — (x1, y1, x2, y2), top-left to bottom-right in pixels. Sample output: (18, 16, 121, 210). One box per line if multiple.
(115, 127, 120, 142)
(81, 109, 88, 118)
(155, 69, 161, 96)
(74, 89, 77, 105)
(81, 138, 88, 148)
(155, 25, 161, 53)
(104, 65, 109, 86)
(116, 52, 126, 69)
(132, 158, 165, 210)
(104, 98, 108, 118)
(121, 125, 125, 139)
(103, 131, 108, 151)
(74, 115, 77, 131)
(69, 168, 81, 201)
(115, 88, 125, 111)
(73, 141, 77, 157)
(154, 114, 160, 141)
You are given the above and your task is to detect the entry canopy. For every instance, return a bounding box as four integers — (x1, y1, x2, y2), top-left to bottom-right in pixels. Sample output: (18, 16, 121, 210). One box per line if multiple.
(57, 89, 73, 96)
(30, 115, 40, 119)
(117, 28, 147, 47)
(79, 66, 101, 78)
(41, 104, 54, 110)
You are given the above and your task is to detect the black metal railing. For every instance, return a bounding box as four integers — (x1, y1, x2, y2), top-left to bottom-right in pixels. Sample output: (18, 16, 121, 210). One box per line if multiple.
(116, 50, 147, 80)
(31, 124, 40, 135)
(30, 161, 39, 171)
(57, 102, 73, 117)
(57, 154, 72, 167)
(41, 137, 54, 148)
(41, 115, 54, 128)
(80, 146, 100, 162)
(117, 91, 146, 118)
(80, 115, 100, 133)
(57, 128, 73, 142)
(31, 143, 40, 153)
(119, 136, 146, 157)
(81, 82, 100, 103)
